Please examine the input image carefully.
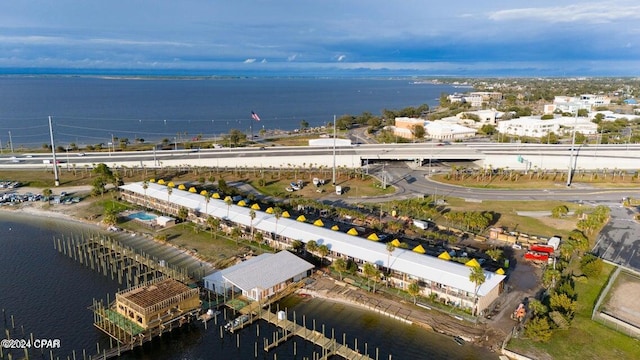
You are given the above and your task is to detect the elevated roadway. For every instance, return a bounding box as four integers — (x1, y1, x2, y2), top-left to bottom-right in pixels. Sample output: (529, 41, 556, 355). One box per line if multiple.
(0, 143, 639, 171)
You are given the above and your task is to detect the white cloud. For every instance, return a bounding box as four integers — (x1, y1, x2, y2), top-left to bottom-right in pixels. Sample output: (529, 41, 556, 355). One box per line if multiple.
(489, 3, 640, 23)
(243, 58, 256, 63)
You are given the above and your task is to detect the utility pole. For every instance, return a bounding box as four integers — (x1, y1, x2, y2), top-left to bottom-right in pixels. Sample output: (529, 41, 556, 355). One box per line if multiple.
(8, 131, 13, 153)
(332, 115, 337, 186)
(49, 116, 60, 186)
(567, 105, 579, 187)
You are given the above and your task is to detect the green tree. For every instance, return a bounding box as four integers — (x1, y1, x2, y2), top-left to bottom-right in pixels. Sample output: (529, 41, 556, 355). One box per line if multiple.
(177, 207, 189, 225)
(249, 209, 256, 241)
(411, 124, 425, 139)
(542, 268, 561, 288)
(524, 317, 553, 342)
(203, 192, 211, 215)
(227, 129, 246, 146)
(142, 180, 149, 209)
(580, 254, 603, 278)
(407, 281, 421, 304)
(102, 208, 118, 226)
(230, 226, 242, 245)
(363, 262, 380, 292)
(479, 124, 496, 135)
(486, 248, 503, 262)
(273, 206, 283, 238)
(306, 240, 318, 254)
(42, 188, 52, 204)
(317, 244, 329, 266)
(469, 266, 486, 316)
(333, 258, 347, 281)
(528, 299, 548, 317)
(291, 240, 304, 253)
(224, 196, 232, 218)
(550, 292, 577, 317)
(551, 205, 569, 218)
(91, 176, 108, 197)
(300, 119, 309, 130)
(207, 216, 220, 239)
(386, 242, 396, 276)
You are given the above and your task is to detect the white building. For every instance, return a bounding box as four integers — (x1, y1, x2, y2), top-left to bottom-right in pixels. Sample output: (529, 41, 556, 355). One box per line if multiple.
(203, 251, 313, 301)
(119, 182, 506, 314)
(497, 116, 597, 138)
(425, 121, 477, 140)
(547, 95, 611, 114)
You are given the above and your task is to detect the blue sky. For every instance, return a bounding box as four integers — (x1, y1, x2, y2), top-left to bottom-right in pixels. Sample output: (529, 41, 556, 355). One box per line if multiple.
(1, 1, 639, 76)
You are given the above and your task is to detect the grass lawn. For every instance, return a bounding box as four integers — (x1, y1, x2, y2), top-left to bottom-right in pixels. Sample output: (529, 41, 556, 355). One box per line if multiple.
(507, 263, 640, 360)
(443, 198, 584, 239)
(433, 171, 640, 189)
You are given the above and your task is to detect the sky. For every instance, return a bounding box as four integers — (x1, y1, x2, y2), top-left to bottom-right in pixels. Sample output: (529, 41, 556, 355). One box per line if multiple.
(0, 1, 639, 76)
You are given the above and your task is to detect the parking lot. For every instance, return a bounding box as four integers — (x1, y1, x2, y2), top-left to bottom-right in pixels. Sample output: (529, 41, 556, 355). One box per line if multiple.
(593, 203, 640, 272)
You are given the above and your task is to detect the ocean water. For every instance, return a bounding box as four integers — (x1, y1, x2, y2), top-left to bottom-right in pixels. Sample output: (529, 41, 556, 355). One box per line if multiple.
(0, 213, 497, 360)
(0, 77, 456, 148)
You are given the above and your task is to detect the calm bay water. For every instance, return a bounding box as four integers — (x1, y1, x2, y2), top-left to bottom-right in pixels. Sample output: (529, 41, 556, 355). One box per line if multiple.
(0, 77, 456, 148)
(0, 213, 496, 360)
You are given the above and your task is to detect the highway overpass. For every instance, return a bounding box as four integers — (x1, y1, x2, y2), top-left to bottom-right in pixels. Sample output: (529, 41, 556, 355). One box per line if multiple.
(1, 143, 639, 172)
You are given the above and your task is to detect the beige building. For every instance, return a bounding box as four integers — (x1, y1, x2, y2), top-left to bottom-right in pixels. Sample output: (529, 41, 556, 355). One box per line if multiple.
(115, 277, 200, 329)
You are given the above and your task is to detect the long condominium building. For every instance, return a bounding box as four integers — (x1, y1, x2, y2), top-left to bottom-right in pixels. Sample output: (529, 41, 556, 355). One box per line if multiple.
(119, 182, 506, 315)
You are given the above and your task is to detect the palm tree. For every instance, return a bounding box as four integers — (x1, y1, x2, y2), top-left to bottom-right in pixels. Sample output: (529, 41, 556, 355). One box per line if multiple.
(333, 258, 347, 281)
(249, 209, 256, 241)
(273, 206, 283, 239)
(469, 266, 486, 316)
(306, 240, 318, 255)
(317, 244, 329, 266)
(407, 281, 421, 304)
(385, 242, 396, 287)
(203, 192, 211, 216)
(363, 263, 380, 292)
(224, 196, 232, 219)
(142, 180, 149, 209)
(230, 226, 242, 245)
(207, 216, 219, 239)
(166, 186, 173, 215)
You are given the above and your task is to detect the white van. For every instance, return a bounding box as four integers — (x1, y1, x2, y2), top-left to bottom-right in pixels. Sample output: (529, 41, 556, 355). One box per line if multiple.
(335, 186, 342, 195)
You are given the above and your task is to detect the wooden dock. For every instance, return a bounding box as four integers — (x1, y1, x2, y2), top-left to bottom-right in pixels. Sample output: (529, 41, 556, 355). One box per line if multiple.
(54, 233, 192, 286)
(260, 310, 372, 360)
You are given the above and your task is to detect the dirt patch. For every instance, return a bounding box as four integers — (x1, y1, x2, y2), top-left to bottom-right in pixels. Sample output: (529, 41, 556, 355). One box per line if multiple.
(601, 272, 640, 328)
(536, 216, 577, 232)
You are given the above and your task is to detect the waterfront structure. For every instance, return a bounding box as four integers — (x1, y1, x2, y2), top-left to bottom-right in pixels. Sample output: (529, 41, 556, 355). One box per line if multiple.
(93, 277, 200, 345)
(119, 182, 506, 314)
(497, 116, 597, 138)
(203, 251, 314, 301)
(114, 277, 200, 329)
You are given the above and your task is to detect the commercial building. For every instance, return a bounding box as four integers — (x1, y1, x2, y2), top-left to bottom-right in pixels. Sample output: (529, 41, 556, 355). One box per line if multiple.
(203, 251, 314, 301)
(119, 182, 506, 315)
(393, 117, 477, 141)
(497, 116, 597, 138)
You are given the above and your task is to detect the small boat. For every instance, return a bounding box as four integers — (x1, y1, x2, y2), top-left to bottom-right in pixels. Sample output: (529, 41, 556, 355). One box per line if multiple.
(453, 336, 465, 346)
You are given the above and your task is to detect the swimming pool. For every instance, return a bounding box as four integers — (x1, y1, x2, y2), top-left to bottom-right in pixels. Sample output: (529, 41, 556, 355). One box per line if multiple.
(128, 212, 158, 221)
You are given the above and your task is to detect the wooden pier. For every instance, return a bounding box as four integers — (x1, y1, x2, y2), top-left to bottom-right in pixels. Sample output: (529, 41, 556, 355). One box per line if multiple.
(54, 233, 192, 286)
(260, 310, 372, 360)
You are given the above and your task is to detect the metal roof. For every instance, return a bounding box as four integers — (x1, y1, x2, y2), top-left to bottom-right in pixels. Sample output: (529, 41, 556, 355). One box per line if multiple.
(121, 182, 505, 296)
(218, 251, 314, 291)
